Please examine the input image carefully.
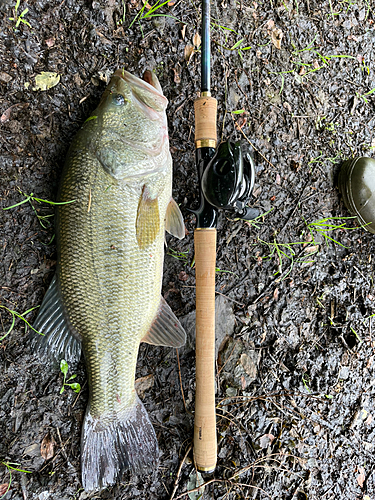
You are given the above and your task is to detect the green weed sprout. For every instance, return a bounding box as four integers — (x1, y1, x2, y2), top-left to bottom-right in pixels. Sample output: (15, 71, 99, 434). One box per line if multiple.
(302, 373, 311, 393)
(129, 0, 177, 31)
(9, 0, 31, 28)
(258, 237, 306, 280)
(244, 207, 274, 229)
(3, 191, 75, 229)
(350, 326, 362, 343)
(0, 305, 41, 341)
(304, 216, 357, 248)
(167, 248, 189, 263)
(256, 215, 356, 281)
(0, 462, 31, 499)
(356, 87, 375, 104)
(60, 360, 81, 395)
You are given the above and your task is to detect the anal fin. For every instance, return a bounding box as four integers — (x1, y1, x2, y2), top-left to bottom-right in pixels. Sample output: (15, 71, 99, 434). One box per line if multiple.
(142, 297, 186, 348)
(32, 274, 81, 365)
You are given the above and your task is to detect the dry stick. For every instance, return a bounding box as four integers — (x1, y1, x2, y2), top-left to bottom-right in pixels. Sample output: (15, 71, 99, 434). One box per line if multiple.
(173, 479, 273, 500)
(232, 114, 276, 170)
(173, 453, 304, 499)
(169, 443, 193, 500)
(175, 348, 192, 416)
(215, 290, 244, 307)
(276, 180, 310, 238)
(39, 437, 71, 472)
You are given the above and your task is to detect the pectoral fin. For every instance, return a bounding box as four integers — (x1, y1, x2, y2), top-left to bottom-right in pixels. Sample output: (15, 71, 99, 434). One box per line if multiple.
(136, 186, 160, 249)
(142, 296, 186, 348)
(165, 198, 185, 239)
(32, 274, 82, 365)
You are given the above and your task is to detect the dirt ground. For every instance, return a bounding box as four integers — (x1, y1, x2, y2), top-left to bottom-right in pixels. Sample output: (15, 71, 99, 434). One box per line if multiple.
(1, 0, 375, 499)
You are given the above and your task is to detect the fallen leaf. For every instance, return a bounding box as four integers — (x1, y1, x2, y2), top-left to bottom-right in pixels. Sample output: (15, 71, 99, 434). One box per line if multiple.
(172, 66, 181, 84)
(357, 467, 365, 488)
(45, 38, 55, 47)
(178, 270, 188, 281)
(234, 115, 247, 130)
(0, 71, 12, 83)
(0, 484, 9, 496)
(283, 101, 292, 112)
(259, 433, 275, 448)
(32, 72, 60, 91)
(240, 353, 257, 378)
(181, 24, 186, 39)
(1, 105, 17, 123)
(305, 245, 320, 254)
(192, 32, 201, 48)
(41, 433, 56, 460)
(184, 44, 195, 64)
(265, 19, 275, 30)
(271, 28, 283, 49)
(1, 103, 28, 123)
(135, 374, 154, 398)
(187, 470, 205, 500)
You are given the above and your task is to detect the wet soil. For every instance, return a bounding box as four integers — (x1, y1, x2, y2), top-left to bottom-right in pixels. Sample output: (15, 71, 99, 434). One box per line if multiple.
(1, 0, 375, 499)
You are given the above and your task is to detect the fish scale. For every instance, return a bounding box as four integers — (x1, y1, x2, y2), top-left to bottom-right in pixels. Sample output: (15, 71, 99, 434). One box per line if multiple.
(33, 69, 186, 490)
(58, 156, 167, 416)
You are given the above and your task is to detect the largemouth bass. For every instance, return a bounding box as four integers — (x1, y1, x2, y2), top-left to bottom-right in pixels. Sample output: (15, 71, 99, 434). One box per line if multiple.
(33, 69, 186, 491)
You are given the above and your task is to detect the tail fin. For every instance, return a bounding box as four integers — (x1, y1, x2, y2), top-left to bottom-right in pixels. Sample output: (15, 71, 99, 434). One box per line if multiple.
(81, 394, 159, 491)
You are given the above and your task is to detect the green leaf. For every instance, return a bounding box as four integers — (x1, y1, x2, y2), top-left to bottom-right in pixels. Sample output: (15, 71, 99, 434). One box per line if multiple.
(60, 386, 65, 394)
(68, 383, 81, 393)
(187, 470, 205, 500)
(67, 374, 77, 381)
(230, 38, 244, 50)
(60, 359, 68, 376)
(2, 194, 32, 210)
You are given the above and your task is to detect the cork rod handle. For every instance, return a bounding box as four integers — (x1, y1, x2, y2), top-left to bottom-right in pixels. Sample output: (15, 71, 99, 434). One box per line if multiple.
(193, 227, 217, 472)
(194, 95, 217, 147)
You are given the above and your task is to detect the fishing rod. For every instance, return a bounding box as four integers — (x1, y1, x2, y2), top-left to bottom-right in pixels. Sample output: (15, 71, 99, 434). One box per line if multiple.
(193, 0, 259, 473)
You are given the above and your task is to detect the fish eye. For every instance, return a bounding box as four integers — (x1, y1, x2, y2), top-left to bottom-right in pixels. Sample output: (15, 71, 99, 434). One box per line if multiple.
(112, 94, 126, 106)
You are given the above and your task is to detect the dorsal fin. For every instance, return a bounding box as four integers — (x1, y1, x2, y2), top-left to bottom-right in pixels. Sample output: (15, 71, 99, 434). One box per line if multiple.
(31, 274, 81, 365)
(142, 296, 186, 348)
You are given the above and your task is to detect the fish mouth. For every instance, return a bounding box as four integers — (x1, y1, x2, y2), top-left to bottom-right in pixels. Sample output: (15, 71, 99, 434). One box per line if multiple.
(114, 69, 167, 112)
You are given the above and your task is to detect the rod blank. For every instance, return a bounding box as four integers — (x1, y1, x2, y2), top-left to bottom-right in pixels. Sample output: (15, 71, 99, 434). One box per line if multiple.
(201, 0, 210, 93)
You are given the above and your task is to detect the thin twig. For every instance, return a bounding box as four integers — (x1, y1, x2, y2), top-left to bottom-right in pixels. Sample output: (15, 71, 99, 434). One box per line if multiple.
(232, 114, 276, 169)
(169, 443, 193, 500)
(173, 453, 304, 499)
(215, 290, 244, 307)
(176, 349, 192, 416)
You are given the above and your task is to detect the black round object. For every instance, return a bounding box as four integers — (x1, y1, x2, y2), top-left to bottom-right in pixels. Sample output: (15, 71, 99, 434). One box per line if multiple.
(338, 157, 375, 234)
